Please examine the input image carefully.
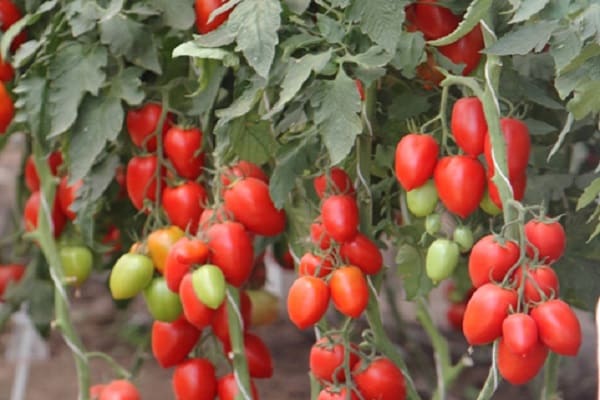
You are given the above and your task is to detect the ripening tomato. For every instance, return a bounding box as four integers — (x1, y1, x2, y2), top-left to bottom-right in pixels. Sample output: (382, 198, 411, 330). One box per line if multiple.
(484, 118, 531, 179)
(487, 170, 527, 208)
(524, 219, 566, 264)
(310, 337, 359, 382)
(223, 177, 286, 237)
(314, 167, 355, 198)
(434, 155, 486, 218)
(426, 239, 460, 283)
(195, 0, 233, 34)
(151, 317, 201, 368)
(164, 237, 210, 292)
(0, 56, 13, 81)
(355, 79, 365, 101)
(317, 387, 359, 400)
(222, 332, 273, 378)
(191, 264, 226, 310)
(207, 222, 254, 287)
(162, 181, 207, 235)
(502, 313, 538, 356)
(451, 97, 487, 156)
(23, 191, 66, 238)
(353, 357, 407, 400)
(221, 160, 268, 187)
(211, 290, 252, 344)
(0, 0, 27, 51)
(298, 252, 334, 278)
(99, 380, 140, 400)
(172, 358, 217, 400)
(531, 299, 581, 356)
(310, 217, 332, 250)
(126, 155, 164, 211)
(513, 265, 559, 303)
(24, 151, 63, 192)
(438, 24, 484, 75)
(109, 253, 154, 300)
(339, 233, 383, 275)
(409, 0, 460, 40)
(57, 176, 83, 220)
(126, 103, 173, 151)
(329, 266, 369, 318)
(147, 226, 185, 273)
(179, 273, 216, 329)
(406, 179, 438, 217)
(395, 134, 439, 191)
(143, 277, 183, 322)
(321, 195, 359, 242)
(462, 283, 518, 345)
(497, 338, 548, 385)
(59, 245, 93, 287)
(468, 235, 519, 288)
(287, 276, 330, 329)
(0, 264, 25, 299)
(164, 126, 205, 179)
(217, 373, 259, 400)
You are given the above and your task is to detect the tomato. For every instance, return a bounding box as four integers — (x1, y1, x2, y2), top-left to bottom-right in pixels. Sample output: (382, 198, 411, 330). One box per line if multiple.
(309, 337, 358, 382)
(487, 170, 527, 208)
(164, 237, 210, 292)
(221, 160, 268, 187)
(313, 167, 355, 198)
(90, 384, 105, 399)
(425, 239, 459, 283)
(452, 225, 474, 252)
(162, 181, 207, 235)
(207, 222, 254, 287)
(179, 273, 216, 329)
(462, 283, 518, 345)
(147, 226, 184, 273)
(211, 290, 252, 344)
(222, 332, 273, 378)
(143, 277, 183, 322)
(24, 151, 63, 192)
(513, 265, 559, 303)
(434, 155, 486, 218)
(502, 313, 538, 356)
(192, 264, 226, 309)
(524, 219, 566, 264)
(172, 358, 217, 400)
(438, 24, 484, 75)
(246, 289, 279, 326)
(298, 252, 333, 278)
(446, 302, 466, 330)
(355, 79, 365, 101)
(59, 245, 93, 287)
(126, 103, 173, 151)
(216, 373, 259, 400)
(287, 276, 330, 329)
(195, 0, 233, 34)
(23, 191, 66, 237)
(409, 0, 460, 40)
(164, 126, 205, 179)
(530, 299, 581, 356)
(126, 155, 164, 211)
(353, 357, 407, 400)
(0, 56, 13, 81)
(425, 213, 441, 235)
(99, 380, 140, 400)
(151, 317, 201, 368)
(468, 235, 519, 288)
(0, 264, 25, 299)
(329, 266, 369, 318)
(198, 205, 232, 230)
(479, 189, 502, 216)
(321, 195, 359, 243)
(394, 134, 439, 191)
(484, 118, 531, 179)
(223, 177, 286, 237)
(0, 0, 26, 51)
(109, 253, 154, 300)
(406, 179, 438, 217)
(310, 217, 332, 250)
(339, 233, 383, 275)
(451, 97, 487, 156)
(317, 387, 359, 400)
(57, 176, 83, 220)
(102, 225, 122, 254)
(415, 52, 444, 89)
(497, 338, 548, 385)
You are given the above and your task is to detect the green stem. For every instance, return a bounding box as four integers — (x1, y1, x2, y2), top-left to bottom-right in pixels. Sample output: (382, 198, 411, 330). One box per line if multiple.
(225, 286, 252, 400)
(86, 352, 131, 379)
(476, 341, 499, 400)
(540, 352, 560, 400)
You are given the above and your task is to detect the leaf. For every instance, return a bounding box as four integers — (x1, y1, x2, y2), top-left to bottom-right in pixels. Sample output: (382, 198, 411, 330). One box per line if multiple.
(577, 3, 600, 43)
(108, 67, 144, 106)
(525, 173, 574, 203)
(191, 29, 237, 48)
(229, 0, 281, 78)
(215, 78, 264, 126)
(65, 0, 101, 36)
(12, 76, 48, 140)
(577, 177, 600, 211)
(524, 118, 557, 136)
(312, 69, 362, 165)
(550, 28, 582, 71)
(390, 31, 426, 78)
(567, 80, 600, 119)
(547, 112, 573, 161)
(173, 42, 239, 66)
(230, 115, 278, 165)
(316, 14, 345, 44)
(510, 0, 550, 23)
(284, 0, 310, 14)
(47, 42, 107, 138)
(484, 20, 558, 56)
(68, 95, 124, 182)
(396, 244, 432, 300)
(330, 0, 350, 8)
(147, 0, 195, 29)
(555, 255, 600, 311)
(350, 0, 405, 54)
(427, 0, 492, 46)
(344, 45, 394, 68)
(12, 40, 41, 68)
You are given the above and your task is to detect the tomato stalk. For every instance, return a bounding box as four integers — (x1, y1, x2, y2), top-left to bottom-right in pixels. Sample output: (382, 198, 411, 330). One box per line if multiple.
(475, 342, 499, 400)
(225, 285, 253, 400)
(540, 352, 560, 400)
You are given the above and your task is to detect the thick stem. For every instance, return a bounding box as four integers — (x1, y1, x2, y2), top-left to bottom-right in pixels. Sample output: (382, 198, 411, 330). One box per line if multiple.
(540, 352, 560, 400)
(225, 286, 252, 400)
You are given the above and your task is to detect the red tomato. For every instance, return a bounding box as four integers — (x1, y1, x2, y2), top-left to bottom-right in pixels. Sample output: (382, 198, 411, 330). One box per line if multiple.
(0, 0, 26, 51)
(513, 265, 559, 303)
(126, 155, 164, 211)
(310, 337, 358, 382)
(484, 118, 531, 179)
(487, 170, 527, 208)
(408, 0, 460, 40)
(23, 191, 66, 237)
(164, 237, 209, 292)
(164, 126, 204, 179)
(329, 266, 369, 318)
(394, 134, 439, 191)
(24, 151, 63, 193)
(195, 0, 233, 34)
(313, 167, 355, 198)
(206, 222, 254, 287)
(310, 217, 332, 250)
(434, 155, 486, 218)
(298, 252, 333, 278)
(0, 81, 13, 133)
(217, 373, 259, 400)
(497, 338, 548, 385)
(317, 387, 359, 400)
(355, 79, 365, 102)
(353, 357, 407, 400)
(287, 276, 330, 329)
(57, 176, 83, 220)
(468, 235, 519, 288)
(438, 24, 484, 75)
(502, 313, 539, 356)
(172, 358, 217, 400)
(446, 302, 466, 331)
(99, 380, 140, 400)
(211, 290, 252, 344)
(223, 177, 286, 237)
(530, 299, 581, 356)
(101, 225, 122, 254)
(198, 205, 232, 229)
(462, 283, 518, 345)
(151, 317, 201, 368)
(451, 97, 487, 156)
(524, 219, 566, 264)
(222, 332, 273, 378)
(162, 181, 207, 235)
(321, 195, 359, 242)
(126, 103, 173, 151)
(0, 264, 25, 299)
(339, 233, 383, 275)
(179, 273, 216, 329)
(221, 160, 268, 187)
(0, 56, 13, 81)
(90, 384, 105, 400)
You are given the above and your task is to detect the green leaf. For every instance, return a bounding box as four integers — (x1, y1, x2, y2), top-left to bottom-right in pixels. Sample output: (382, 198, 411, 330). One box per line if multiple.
(316, 14, 345, 44)
(390, 31, 426, 78)
(108, 67, 144, 106)
(427, 0, 492, 46)
(284, 0, 310, 14)
(173, 42, 239, 67)
(577, 177, 600, 211)
(484, 20, 558, 56)
(350, 0, 406, 54)
(576, 3, 600, 43)
(47, 42, 107, 138)
(396, 244, 432, 300)
(555, 255, 600, 311)
(330, 0, 350, 8)
(344, 45, 394, 68)
(13, 76, 48, 140)
(550, 28, 582, 71)
(524, 118, 557, 136)
(567, 79, 600, 119)
(12, 40, 41, 68)
(312, 69, 362, 165)
(525, 173, 574, 203)
(191, 29, 237, 48)
(229, 0, 281, 78)
(215, 78, 264, 126)
(147, 0, 195, 29)
(510, 0, 550, 23)
(68, 95, 124, 182)
(65, 0, 101, 36)
(230, 115, 278, 165)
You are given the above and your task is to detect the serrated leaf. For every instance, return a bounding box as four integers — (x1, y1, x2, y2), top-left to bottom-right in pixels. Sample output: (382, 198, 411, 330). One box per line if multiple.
(317, 14, 345, 44)
(428, 0, 492, 46)
(558, 43, 600, 75)
(510, 0, 549, 23)
(147, 0, 195, 29)
(0, 15, 31, 58)
(215, 78, 264, 125)
(48, 42, 107, 137)
(577, 177, 600, 211)
(108, 67, 144, 105)
(390, 31, 426, 78)
(13, 76, 48, 140)
(396, 244, 432, 300)
(65, 0, 101, 36)
(345, 45, 394, 68)
(351, 0, 405, 53)
(550, 29, 582, 72)
(230, 115, 278, 164)
(577, 3, 600, 43)
(567, 79, 600, 119)
(484, 20, 558, 56)
(173, 42, 239, 66)
(68, 96, 123, 182)
(12, 40, 41, 68)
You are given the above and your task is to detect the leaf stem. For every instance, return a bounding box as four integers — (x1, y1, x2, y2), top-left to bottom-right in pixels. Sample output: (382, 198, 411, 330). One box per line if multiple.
(225, 286, 252, 400)
(540, 352, 560, 400)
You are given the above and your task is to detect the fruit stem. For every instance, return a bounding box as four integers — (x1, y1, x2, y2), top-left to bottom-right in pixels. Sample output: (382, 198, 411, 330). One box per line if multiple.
(540, 352, 560, 400)
(225, 286, 252, 400)
(475, 341, 499, 400)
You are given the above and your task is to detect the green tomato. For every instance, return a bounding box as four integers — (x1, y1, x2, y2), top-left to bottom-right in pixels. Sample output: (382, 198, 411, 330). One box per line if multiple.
(453, 225, 474, 252)
(425, 213, 441, 235)
(480, 190, 501, 216)
(109, 253, 154, 300)
(426, 239, 460, 283)
(406, 180, 438, 217)
(59, 245, 93, 286)
(143, 277, 182, 322)
(192, 264, 226, 310)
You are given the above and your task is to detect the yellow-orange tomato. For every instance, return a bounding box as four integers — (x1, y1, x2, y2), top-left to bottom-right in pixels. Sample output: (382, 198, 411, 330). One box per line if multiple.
(147, 226, 184, 273)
